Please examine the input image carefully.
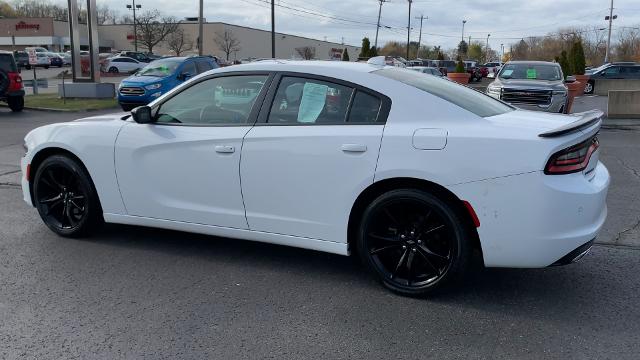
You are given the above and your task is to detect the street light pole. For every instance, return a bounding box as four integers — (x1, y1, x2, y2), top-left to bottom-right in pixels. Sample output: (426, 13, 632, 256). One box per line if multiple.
(604, 0, 616, 63)
(500, 43, 504, 62)
(485, 33, 490, 62)
(415, 14, 426, 59)
(374, 0, 387, 51)
(198, 0, 203, 55)
(271, 0, 275, 58)
(126, 1, 141, 52)
(406, 0, 412, 60)
(461, 20, 466, 42)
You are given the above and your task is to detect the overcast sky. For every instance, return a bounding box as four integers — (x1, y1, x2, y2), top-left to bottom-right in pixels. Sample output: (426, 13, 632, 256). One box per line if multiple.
(87, 0, 640, 49)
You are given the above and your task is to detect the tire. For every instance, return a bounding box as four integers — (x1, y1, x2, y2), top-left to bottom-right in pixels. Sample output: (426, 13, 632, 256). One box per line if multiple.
(108, 67, 119, 73)
(8, 96, 24, 112)
(44, 65, 49, 69)
(357, 189, 472, 296)
(0, 69, 8, 94)
(584, 80, 594, 95)
(25, 65, 30, 70)
(32, 155, 103, 237)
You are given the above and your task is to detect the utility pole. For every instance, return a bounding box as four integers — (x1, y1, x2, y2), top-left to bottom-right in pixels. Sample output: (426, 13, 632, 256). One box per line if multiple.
(126, 0, 141, 52)
(485, 33, 490, 62)
(604, 0, 617, 64)
(198, 0, 203, 55)
(271, 0, 275, 58)
(374, 0, 387, 51)
(461, 20, 466, 42)
(500, 43, 504, 62)
(414, 14, 426, 59)
(406, 0, 412, 60)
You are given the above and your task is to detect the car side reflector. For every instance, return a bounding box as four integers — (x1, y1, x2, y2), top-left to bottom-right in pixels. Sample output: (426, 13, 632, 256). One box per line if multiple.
(462, 200, 480, 228)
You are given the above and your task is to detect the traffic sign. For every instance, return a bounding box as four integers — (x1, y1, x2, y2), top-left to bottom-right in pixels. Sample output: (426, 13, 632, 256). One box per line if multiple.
(27, 49, 37, 65)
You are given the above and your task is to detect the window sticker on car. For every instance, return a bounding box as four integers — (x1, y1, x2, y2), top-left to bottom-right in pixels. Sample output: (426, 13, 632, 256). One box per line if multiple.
(502, 69, 514, 77)
(527, 68, 537, 79)
(298, 83, 328, 123)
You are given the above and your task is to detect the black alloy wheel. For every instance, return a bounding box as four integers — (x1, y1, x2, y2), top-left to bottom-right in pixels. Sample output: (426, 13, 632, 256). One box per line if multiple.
(33, 155, 102, 237)
(358, 189, 471, 296)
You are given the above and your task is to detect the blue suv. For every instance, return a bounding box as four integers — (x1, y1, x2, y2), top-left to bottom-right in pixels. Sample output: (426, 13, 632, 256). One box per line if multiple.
(117, 56, 218, 111)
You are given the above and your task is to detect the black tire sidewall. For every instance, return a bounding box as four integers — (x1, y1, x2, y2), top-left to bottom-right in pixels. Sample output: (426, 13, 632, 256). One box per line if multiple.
(357, 189, 470, 296)
(33, 155, 101, 237)
(8, 96, 24, 112)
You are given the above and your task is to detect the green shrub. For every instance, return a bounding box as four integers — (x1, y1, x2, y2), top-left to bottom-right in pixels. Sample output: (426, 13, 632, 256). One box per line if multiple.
(569, 40, 586, 75)
(455, 57, 465, 73)
(342, 48, 350, 61)
(559, 51, 571, 79)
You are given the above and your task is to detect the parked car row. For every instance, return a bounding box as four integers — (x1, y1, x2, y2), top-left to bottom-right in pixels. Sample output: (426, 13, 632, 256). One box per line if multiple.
(12, 50, 67, 70)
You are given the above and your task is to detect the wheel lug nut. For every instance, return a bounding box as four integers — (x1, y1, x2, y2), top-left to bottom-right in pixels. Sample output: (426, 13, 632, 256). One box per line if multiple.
(400, 235, 405, 239)
(402, 245, 407, 249)
(417, 240, 422, 244)
(412, 248, 417, 252)
(410, 231, 415, 236)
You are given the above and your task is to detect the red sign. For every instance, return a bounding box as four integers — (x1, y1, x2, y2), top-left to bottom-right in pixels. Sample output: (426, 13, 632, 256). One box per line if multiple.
(15, 21, 40, 31)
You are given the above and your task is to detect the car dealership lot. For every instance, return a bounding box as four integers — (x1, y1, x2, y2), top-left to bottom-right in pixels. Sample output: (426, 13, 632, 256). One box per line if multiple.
(1, 109, 639, 358)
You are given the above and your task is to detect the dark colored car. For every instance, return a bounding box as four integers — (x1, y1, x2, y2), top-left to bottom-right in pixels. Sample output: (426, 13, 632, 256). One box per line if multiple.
(584, 63, 640, 94)
(46, 52, 63, 68)
(464, 60, 482, 82)
(0, 51, 25, 112)
(13, 51, 29, 69)
(434, 60, 457, 75)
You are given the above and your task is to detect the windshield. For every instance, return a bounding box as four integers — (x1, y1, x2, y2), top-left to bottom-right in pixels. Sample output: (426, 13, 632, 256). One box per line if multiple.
(374, 68, 514, 118)
(136, 59, 181, 77)
(499, 63, 562, 81)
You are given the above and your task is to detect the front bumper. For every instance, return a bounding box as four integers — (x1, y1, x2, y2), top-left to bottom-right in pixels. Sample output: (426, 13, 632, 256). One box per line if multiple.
(449, 161, 609, 268)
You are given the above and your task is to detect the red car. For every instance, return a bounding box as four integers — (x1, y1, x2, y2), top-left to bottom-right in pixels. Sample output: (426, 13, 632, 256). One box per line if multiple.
(479, 66, 489, 77)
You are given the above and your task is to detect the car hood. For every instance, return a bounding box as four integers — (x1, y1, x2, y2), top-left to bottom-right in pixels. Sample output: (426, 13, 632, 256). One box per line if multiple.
(494, 78, 565, 90)
(484, 109, 575, 132)
(121, 75, 167, 86)
(72, 112, 129, 123)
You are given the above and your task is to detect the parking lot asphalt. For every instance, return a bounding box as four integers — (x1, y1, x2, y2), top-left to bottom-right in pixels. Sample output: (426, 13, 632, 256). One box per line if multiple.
(1, 108, 639, 359)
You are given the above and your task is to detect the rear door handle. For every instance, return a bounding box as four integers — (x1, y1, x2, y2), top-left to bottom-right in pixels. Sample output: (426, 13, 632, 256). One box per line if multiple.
(341, 144, 367, 153)
(215, 145, 235, 153)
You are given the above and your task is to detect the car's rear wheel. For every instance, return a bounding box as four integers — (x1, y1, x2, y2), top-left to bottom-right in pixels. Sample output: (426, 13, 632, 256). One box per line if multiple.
(584, 80, 594, 94)
(357, 189, 471, 296)
(108, 66, 119, 73)
(8, 96, 24, 112)
(33, 155, 102, 237)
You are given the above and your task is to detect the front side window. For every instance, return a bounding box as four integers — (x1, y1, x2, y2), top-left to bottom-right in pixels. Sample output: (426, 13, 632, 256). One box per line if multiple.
(155, 75, 268, 125)
(374, 67, 513, 118)
(196, 60, 214, 73)
(267, 77, 353, 124)
(603, 66, 620, 75)
(181, 62, 197, 76)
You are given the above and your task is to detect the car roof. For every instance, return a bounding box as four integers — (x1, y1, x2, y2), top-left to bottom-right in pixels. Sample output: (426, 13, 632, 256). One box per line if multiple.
(506, 60, 559, 65)
(220, 60, 385, 74)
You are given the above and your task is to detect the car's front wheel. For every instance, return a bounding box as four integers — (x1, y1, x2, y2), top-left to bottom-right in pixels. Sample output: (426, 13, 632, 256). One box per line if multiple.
(584, 80, 594, 94)
(33, 155, 103, 237)
(357, 189, 471, 296)
(108, 67, 119, 73)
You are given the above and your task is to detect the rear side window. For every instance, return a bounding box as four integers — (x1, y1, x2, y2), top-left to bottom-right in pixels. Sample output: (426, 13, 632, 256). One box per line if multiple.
(267, 76, 353, 124)
(348, 91, 381, 123)
(182, 62, 197, 76)
(196, 60, 213, 73)
(0, 54, 16, 72)
(374, 68, 514, 118)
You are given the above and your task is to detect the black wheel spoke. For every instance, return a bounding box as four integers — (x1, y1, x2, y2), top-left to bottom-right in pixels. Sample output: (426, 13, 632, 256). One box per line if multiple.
(69, 200, 85, 212)
(368, 232, 399, 243)
(47, 170, 64, 190)
(370, 244, 400, 255)
(423, 224, 445, 236)
(418, 243, 449, 261)
(65, 203, 77, 227)
(406, 251, 415, 284)
(45, 199, 63, 215)
(39, 194, 62, 204)
(415, 247, 441, 276)
(383, 208, 400, 226)
(392, 248, 409, 278)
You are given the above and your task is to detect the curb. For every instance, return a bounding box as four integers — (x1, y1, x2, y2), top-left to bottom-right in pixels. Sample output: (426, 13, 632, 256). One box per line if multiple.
(0, 104, 119, 113)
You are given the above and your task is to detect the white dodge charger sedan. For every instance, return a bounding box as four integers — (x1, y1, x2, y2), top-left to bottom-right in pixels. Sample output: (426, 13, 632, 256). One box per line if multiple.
(21, 59, 609, 295)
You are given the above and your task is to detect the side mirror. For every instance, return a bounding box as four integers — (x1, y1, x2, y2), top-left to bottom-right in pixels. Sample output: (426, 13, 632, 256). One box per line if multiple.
(131, 106, 154, 124)
(565, 75, 577, 83)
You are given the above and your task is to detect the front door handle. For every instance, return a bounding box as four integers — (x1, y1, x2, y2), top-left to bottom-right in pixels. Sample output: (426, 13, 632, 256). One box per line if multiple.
(341, 144, 367, 153)
(215, 145, 235, 153)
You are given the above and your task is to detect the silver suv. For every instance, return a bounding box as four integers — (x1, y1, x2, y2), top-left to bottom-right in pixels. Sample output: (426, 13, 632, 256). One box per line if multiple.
(486, 61, 568, 113)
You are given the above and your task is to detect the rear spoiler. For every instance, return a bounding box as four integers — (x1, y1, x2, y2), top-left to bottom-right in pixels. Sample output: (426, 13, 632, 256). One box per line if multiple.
(538, 110, 604, 138)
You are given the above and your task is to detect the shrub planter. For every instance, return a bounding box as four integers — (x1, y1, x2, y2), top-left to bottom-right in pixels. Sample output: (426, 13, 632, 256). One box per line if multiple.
(565, 80, 582, 114)
(447, 72, 470, 84)
(574, 74, 590, 95)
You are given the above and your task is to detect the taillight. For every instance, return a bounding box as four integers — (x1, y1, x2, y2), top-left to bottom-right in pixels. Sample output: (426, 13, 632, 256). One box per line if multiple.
(545, 137, 599, 175)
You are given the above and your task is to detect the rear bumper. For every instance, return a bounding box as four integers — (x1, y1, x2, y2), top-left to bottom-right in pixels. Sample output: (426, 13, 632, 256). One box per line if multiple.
(449, 161, 609, 268)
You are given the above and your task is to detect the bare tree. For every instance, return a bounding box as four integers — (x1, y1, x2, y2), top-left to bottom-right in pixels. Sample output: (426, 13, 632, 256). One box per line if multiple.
(295, 46, 315, 60)
(134, 10, 179, 54)
(167, 28, 193, 56)
(214, 30, 241, 61)
(96, 4, 118, 25)
(616, 27, 640, 61)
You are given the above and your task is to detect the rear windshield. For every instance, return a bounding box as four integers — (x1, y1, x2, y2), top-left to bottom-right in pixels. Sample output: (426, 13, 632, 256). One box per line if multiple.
(374, 68, 513, 117)
(0, 54, 17, 72)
